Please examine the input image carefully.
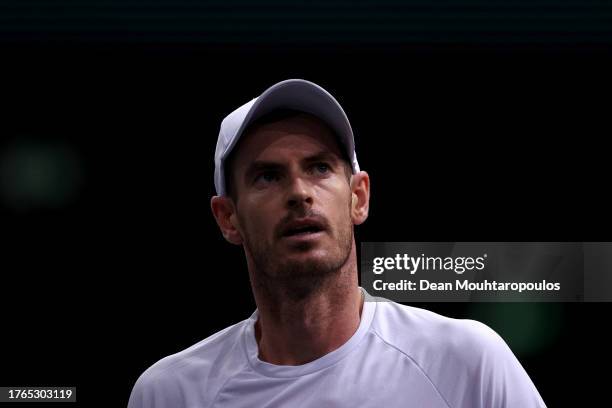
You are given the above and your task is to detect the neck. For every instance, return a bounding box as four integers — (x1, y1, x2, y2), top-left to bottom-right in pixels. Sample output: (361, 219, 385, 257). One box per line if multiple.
(251, 242, 364, 366)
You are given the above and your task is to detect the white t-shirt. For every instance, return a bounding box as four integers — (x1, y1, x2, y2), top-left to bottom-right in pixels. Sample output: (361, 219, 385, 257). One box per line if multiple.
(128, 289, 546, 408)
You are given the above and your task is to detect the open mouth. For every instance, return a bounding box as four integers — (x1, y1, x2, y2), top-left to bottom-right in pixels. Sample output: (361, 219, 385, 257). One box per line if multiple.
(280, 218, 327, 239)
(283, 225, 324, 237)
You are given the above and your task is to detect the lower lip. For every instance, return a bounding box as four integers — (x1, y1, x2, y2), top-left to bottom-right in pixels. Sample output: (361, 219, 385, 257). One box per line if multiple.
(281, 230, 325, 243)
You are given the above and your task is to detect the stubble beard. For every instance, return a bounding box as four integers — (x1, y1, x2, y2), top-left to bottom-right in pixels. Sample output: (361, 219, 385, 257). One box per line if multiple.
(242, 211, 354, 302)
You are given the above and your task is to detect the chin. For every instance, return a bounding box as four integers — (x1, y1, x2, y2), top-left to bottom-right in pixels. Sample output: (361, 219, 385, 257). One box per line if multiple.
(278, 252, 341, 278)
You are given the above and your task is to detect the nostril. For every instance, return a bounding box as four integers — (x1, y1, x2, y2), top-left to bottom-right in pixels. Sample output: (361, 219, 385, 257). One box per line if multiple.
(286, 192, 313, 209)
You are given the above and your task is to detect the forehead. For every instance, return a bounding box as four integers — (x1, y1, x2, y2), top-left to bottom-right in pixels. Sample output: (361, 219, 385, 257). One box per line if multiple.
(231, 113, 344, 167)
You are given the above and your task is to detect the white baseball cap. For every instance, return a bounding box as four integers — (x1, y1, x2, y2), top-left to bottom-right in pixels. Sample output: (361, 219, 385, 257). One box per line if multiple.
(214, 79, 360, 196)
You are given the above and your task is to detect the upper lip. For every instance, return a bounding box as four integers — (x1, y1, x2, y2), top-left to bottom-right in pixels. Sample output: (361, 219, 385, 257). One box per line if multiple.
(280, 218, 326, 237)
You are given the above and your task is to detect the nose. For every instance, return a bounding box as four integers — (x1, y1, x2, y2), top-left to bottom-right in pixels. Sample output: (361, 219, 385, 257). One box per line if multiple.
(286, 175, 314, 210)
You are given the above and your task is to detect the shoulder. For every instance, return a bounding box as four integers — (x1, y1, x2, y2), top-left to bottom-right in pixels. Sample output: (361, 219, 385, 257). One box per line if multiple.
(370, 301, 546, 407)
(371, 301, 506, 372)
(128, 319, 250, 408)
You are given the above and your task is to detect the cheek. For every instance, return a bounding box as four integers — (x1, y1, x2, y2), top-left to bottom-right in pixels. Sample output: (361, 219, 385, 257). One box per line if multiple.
(238, 200, 277, 236)
(324, 189, 353, 227)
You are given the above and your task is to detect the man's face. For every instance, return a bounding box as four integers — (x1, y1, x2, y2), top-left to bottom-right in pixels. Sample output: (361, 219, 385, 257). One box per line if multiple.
(229, 113, 354, 290)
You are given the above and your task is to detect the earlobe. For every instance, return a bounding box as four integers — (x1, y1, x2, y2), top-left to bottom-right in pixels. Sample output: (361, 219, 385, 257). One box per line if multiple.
(210, 196, 244, 245)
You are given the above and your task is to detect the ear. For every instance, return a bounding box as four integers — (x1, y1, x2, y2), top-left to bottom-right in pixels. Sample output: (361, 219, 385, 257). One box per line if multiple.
(350, 170, 370, 225)
(210, 195, 244, 245)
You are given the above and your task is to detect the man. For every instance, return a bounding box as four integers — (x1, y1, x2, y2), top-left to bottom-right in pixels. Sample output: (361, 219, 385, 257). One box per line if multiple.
(128, 79, 547, 407)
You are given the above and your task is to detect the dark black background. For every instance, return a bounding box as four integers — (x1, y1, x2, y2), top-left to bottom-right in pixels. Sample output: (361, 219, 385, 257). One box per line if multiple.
(2, 3, 611, 406)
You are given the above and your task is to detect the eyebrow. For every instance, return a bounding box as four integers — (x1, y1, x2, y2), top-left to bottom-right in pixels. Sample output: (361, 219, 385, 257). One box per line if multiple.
(244, 161, 284, 180)
(302, 151, 340, 165)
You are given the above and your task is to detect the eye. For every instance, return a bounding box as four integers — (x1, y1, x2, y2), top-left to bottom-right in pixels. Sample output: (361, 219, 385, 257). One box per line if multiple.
(313, 162, 331, 174)
(254, 170, 279, 184)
